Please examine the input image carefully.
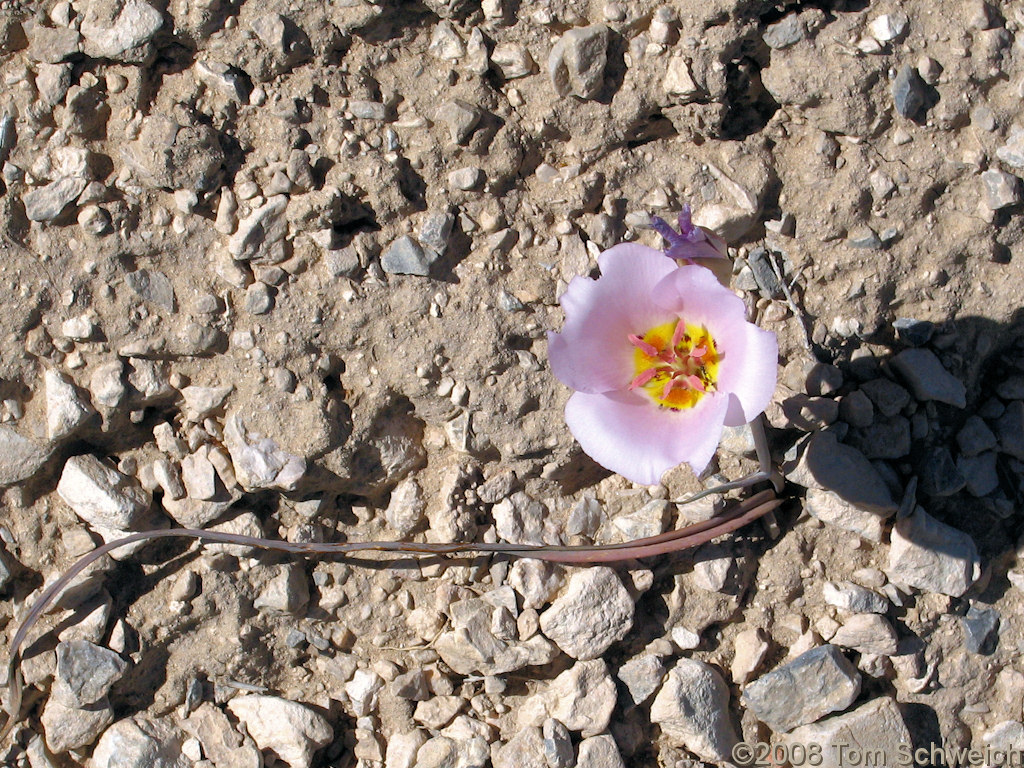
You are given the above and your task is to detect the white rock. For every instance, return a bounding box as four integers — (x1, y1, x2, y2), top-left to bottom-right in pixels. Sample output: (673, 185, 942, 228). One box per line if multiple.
(180, 449, 219, 500)
(45, 369, 96, 439)
(663, 57, 700, 101)
(508, 559, 564, 609)
(805, 487, 885, 542)
(576, 734, 626, 768)
(226, 695, 333, 768)
(830, 614, 899, 655)
(57, 454, 151, 530)
(62, 314, 96, 340)
(346, 669, 384, 716)
(539, 567, 634, 660)
(89, 716, 190, 768)
(731, 628, 770, 684)
(650, 658, 739, 762)
(869, 12, 908, 42)
(0, 425, 52, 486)
(617, 653, 666, 707)
(385, 729, 428, 768)
(228, 195, 289, 264)
(428, 21, 464, 60)
(81, 0, 163, 59)
(90, 360, 127, 409)
(546, 659, 617, 737)
(180, 385, 232, 422)
(223, 413, 305, 491)
(385, 478, 426, 535)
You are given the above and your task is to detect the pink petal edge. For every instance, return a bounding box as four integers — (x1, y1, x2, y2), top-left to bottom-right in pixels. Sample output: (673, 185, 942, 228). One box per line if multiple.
(564, 389, 730, 485)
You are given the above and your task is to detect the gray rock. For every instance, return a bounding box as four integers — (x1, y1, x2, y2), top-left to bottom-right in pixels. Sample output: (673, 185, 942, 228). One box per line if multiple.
(548, 25, 610, 100)
(54, 640, 128, 707)
(805, 362, 844, 396)
(348, 100, 388, 120)
(956, 415, 998, 456)
(746, 247, 783, 298)
(381, 235, 433, 276)
(956, 451, 999, 497)
(982, 169, 1023, 210)
(449, 166, 484, 190)
(918, 446, 966, 496)
(860, 379, 911, 417)
(891, 349, 966, 408)
(542, 719, 574, 768)
(251, 14, 313, 68)
(494, 492, 555, 545)
(892, 65, 926, 118)
(81, 0, 163, 61)
(494, 727, 547, 768)
(763, 15, 805, 49)
(784, 431, 897, 514)
(90, 716, 191, 768)
(419, 211, 455, 256)
(126, 269, 176, 312)
(741, 645, 861, 732)
(996, 376, 1024, 400)
(539, 567, 634, 660)
(805, 488, 886, 541)
(650, 658, 738, 761)
(254, 563, 309, 614)
(229, 195, 289, 264)
(996, 130, 1024, 170)
(839, 390, 874, 428)
(435, 100, 481, 145)
(576, 734, 626, 768)
(847, 226, 881, 249)
(617, 653, 666, 708)
(996, 401, 1024, 459)
(848, 418, 911, 459)
(886, 507, 979, 597)
(23, 177, 88, 221)
(245, 282, 274, 315)
(962, 604, 999, 654)
(893, 317, 934, 346)
(57, 454, 151, 530)
(822, 581, 889, 614)
(28, 26, 82, 63)
(783, 697, 912, 768)
(41, 697, 114, 754)
(830, 614, 899, 655)
(223, 413, 305, 491)
(122, 115, 223, 192)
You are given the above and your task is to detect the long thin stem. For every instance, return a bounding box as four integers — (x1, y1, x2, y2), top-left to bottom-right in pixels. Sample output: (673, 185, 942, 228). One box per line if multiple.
(0, 430, 784, 743)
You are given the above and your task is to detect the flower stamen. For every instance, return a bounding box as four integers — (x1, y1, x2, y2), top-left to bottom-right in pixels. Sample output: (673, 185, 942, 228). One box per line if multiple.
(629, 319, 720, 410)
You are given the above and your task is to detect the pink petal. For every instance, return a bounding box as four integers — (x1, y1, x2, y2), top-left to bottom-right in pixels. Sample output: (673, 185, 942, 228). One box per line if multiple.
(548, 245, 677, 394)
(722, 322, 778, 426)
(564, 389, 729, 485)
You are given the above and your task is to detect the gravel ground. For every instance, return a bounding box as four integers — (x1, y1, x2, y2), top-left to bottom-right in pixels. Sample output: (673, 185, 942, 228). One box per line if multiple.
(1, 0, 1024, 766)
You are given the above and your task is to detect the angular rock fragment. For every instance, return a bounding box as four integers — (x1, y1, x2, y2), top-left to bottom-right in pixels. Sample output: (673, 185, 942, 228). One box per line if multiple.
(548, 25, 610, 100)
(226, 695, 333, 768)
(539, 567, 634, 660)
(381, 235, 434, 276)
(886, 507, 980, 597)
(81, 0, 163, 62)
(126, 269, 176, 312)
(890, 349, 966, 408)
(44, 369, 96, 439)
(545, 659, 616, 737)
(23, 177, 88, 222)
(783, 697, 911, 767)
(785, 432, 897, 515)
(651, 658, 739, 761)
(0, 425, 53, 486)
(121, 114, 223, 192)
(742, 645, 861, 732)
(57, 454, 151, 530)
(91, 716, 191, 768)
(223, 413, 305, 492)
(54, 639, 128, 708)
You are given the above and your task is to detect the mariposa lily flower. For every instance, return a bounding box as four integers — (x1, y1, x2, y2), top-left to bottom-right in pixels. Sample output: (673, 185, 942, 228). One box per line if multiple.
(548, 243, 778, 485)
(651, 205, 733, 286)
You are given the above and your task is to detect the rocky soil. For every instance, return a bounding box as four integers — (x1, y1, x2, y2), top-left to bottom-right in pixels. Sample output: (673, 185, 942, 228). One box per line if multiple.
(1, 0, 1024, 766)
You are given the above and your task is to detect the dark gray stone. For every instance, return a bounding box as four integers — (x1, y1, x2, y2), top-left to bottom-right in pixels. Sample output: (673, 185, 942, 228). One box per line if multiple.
(893, 317, 934, 346)
(55, 640, 128, 707)
(126, 269, 176, 312)
(763, 15, 804, 49)
(996, 376, 1024, 400)
(957, 452, 999, 497)
(848, 417, 911, 459)
(784, 431, 897, 514)
(848, 226, 881, 249)
(996, 401, 1024, 459)
(891, 349, 966, 408)
(962, 604, 999, 654)
(918, 446, 966, 497)
(805, 362, 844, 396)
(419, 211, 455, 256)
(860, 378, 911, 417)
(956, 415, 998, 456)
(746, 247, 783, 299)
(839, 390, 874, 428)
(381, 235, 433, 276)
(893, 65, 926, 118)
(741, 645, 861, 733)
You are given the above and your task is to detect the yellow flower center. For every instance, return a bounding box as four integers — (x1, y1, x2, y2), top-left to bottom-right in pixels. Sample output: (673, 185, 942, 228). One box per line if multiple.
(628, 319, 720, 410)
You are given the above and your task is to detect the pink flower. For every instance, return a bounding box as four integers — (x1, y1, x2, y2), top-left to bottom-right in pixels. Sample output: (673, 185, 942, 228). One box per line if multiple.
(548, 243, 778, 485)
